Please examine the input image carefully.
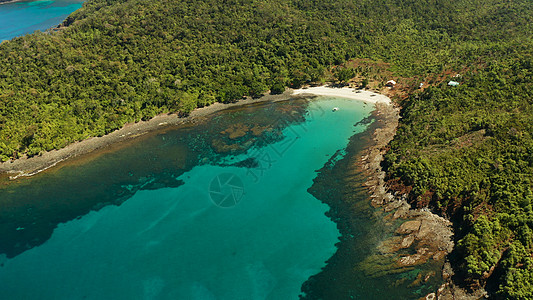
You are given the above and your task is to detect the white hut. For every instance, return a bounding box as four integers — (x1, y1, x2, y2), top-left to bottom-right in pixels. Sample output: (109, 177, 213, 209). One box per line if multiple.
(385, 80, 396, 87)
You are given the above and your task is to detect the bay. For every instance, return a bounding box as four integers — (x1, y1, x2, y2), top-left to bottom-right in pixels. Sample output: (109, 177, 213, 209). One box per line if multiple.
(0, 0, 83, 41)
(0, 98, 374, 299)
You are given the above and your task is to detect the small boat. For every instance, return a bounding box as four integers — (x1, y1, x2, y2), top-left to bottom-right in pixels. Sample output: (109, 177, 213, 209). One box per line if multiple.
(332, 107, 339, 112)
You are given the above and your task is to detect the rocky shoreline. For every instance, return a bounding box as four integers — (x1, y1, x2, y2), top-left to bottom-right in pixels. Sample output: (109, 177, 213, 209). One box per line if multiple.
(0, 84, 485, 298)
(359, 101, 487, 299)
(0, 86, 391, 180)
(0, 90, 295, 180)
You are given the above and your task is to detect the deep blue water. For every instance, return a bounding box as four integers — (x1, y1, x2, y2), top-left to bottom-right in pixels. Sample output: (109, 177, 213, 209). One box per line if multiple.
(0, 0, 83, 41)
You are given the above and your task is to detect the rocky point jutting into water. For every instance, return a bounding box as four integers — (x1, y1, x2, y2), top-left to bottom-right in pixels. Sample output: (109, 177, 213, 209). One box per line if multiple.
(358, 99, 488, 300)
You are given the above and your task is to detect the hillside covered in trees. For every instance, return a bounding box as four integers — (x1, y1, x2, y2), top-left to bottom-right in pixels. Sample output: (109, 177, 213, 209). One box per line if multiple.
(0, 0, 532, 298)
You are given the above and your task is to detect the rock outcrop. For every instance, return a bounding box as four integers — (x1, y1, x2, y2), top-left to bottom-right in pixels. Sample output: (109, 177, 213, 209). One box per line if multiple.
(358, 99, 487, 299)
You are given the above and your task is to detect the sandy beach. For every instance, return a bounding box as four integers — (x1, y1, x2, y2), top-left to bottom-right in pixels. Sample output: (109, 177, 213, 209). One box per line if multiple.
(292, 86, 392, 104)
(0, 86, 393, 179)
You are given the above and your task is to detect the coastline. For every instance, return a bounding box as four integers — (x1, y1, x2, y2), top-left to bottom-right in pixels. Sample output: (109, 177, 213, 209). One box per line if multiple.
(293, 86, 391, 104)
(0, 83, 470, 297)
(300, 95, 453, 298)
(296, 86, 484, 298)
(358, 96, 486, 299)
(0, 91, 293, 179)
(0, 0, 22, 5)
(0, 86, 388, 180)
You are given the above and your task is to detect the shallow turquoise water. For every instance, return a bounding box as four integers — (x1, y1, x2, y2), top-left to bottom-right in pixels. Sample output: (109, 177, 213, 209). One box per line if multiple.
(0, 98, 373, 299)
(0, 0, 83, 41)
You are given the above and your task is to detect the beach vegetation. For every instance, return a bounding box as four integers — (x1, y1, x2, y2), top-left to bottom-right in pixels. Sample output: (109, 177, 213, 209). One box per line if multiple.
(0, 0, 532, 297)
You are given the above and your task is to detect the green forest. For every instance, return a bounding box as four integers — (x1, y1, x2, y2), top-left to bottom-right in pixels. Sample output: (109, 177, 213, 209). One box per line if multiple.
(0, 0, 532, 298)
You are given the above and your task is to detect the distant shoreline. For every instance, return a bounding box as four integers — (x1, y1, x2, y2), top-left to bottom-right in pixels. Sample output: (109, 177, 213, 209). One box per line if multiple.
(0, 86, 393, 180)
(0, 0, 23, 5)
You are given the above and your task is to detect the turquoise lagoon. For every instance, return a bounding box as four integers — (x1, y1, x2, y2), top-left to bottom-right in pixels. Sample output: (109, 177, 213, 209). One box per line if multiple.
(0, 98, 376, 299)
(0, 0, 83, 41)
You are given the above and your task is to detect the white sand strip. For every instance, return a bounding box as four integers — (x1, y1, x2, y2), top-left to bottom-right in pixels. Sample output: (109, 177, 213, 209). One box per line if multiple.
(292, 86, 391, 105)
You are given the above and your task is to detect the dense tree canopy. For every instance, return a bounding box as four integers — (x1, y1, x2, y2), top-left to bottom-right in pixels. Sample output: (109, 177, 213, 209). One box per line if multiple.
(0, 0, 532, 298)
(383, 59, 533, 298)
